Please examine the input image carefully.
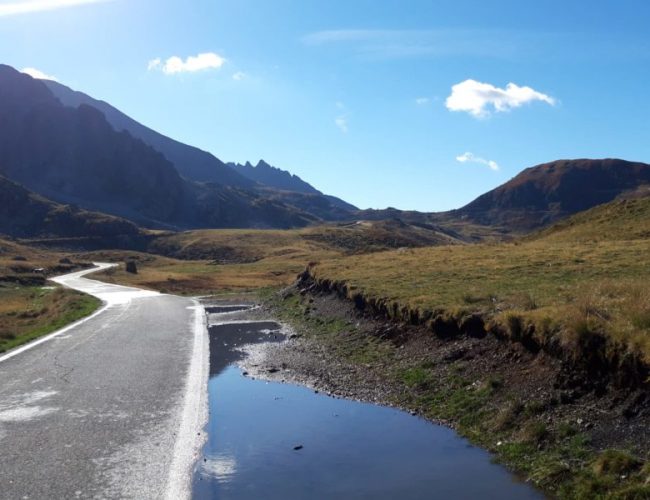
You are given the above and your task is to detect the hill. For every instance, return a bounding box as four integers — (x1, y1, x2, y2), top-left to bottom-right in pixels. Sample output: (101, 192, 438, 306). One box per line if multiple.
(531, 191, 650, 243)
(454, 158, 650, 231)
(149, 219, 461, 261)
(0, 175, 145, 248)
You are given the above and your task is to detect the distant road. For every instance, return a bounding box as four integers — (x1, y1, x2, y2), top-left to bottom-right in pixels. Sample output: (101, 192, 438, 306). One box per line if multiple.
(0, 264, 208, 499)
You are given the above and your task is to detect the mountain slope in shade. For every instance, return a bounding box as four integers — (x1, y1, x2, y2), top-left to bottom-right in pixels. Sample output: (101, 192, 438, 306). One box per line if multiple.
(43, 79, 254, 188)
(453, 158, 650, 231)
(0, 66, 188, 225)
(0, 175, 145, 246)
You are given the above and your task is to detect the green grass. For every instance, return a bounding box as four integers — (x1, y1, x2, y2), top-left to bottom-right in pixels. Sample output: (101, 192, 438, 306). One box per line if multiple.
(0, 285, 101, 353)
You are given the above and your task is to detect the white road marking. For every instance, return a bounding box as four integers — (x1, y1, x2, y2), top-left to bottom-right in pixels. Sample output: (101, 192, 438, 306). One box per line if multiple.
(165, 301, 209, 500)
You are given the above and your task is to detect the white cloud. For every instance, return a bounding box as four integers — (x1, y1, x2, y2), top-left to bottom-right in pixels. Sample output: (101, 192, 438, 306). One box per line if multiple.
(456, 152, 499, 171)
(232, 71, 246, 81)
(0, 0, 110, 17)
(148, 52, 227, 75)
(446, 79, 555, 118)
(302, 29, 520, 60)
(147, 58, 161, 71)
(335, 116, 348, 133)
(21, 67, 58, 81)
(415, 97, 430, 105)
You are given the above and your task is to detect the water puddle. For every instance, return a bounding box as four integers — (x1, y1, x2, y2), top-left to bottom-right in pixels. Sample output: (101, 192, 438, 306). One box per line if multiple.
(204, 305, 253, 315)
(193, 315, 544, 499)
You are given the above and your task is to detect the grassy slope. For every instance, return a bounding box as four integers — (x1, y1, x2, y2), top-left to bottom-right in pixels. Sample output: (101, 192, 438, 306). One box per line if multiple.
(0, 237, 100, 353)
(531, 195, 650, 243)
(310, 214, 650, 365)
(149, 220, 462, 259)
(87, 221, 464, 295)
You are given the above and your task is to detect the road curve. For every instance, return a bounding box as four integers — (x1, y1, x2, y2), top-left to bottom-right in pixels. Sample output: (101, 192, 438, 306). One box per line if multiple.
(0, 264, 208, 499)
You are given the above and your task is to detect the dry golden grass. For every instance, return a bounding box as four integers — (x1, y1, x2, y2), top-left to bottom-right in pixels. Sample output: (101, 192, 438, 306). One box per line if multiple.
(0, 237, 63, 278)
(86, 220, 460, 294)
(148, 220, 461, 261)
(83, 248, 330, 295)
(530, 195, 650, 243)
(310, 239, 650, 363)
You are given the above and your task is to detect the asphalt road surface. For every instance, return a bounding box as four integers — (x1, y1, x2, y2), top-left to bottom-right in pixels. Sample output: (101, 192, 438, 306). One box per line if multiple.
(0, 264, 208, 499)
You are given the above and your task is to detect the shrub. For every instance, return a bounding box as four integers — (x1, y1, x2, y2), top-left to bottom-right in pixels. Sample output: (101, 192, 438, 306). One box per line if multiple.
(520, 421, 548, 444)
(592, 450, 642, 476)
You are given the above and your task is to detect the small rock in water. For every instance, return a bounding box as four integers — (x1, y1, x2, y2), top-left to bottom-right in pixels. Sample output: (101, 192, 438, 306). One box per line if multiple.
(293, 445, 303, 451)
(242, 371, 249, 376)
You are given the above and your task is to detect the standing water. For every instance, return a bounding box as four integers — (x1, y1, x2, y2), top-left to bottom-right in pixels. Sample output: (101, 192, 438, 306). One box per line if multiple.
(193, 313, 544, 499)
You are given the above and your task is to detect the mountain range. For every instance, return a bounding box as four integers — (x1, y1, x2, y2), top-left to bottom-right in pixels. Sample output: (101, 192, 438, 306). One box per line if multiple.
(0, 64, 352, 231)
(1, 63, 650, 247)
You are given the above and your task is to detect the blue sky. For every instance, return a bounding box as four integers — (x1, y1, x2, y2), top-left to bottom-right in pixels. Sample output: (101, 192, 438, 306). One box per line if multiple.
(2, 0, 650, 211)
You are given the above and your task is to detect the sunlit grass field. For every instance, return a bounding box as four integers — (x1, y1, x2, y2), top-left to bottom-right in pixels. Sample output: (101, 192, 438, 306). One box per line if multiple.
(0, 285, 100, 353)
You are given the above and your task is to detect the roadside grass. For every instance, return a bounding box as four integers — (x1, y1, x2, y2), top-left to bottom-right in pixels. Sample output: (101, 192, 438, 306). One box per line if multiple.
(0, 284, 100, 353)
(0, 235, 101, 353)
(309, 238, 650, 365)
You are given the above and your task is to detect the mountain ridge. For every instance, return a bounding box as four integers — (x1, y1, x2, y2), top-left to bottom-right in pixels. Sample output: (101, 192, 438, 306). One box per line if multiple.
(43, 79, 254, 188)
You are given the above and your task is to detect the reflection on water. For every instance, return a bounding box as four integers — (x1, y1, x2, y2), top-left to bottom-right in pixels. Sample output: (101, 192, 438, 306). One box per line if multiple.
(193, 321, 545, 500)
(203, 455, 237, 482)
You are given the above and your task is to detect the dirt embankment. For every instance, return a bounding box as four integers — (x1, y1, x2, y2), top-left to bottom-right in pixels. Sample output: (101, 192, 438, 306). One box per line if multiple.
(248, 272, 650, 498)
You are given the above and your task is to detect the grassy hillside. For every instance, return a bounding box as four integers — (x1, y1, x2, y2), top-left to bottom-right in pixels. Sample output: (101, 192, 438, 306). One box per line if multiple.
(88, 221, 462, 294)
(530, 194, 650, 243)
(150, 220, 461, 260)
(307, 219, 650, 367)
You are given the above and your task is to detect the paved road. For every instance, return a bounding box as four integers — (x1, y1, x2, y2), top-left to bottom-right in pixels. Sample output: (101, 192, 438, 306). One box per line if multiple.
(0, 264, 208, 499)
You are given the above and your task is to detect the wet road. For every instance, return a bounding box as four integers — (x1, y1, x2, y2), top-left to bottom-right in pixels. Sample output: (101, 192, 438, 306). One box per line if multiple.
(0, 264, 208, 499)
